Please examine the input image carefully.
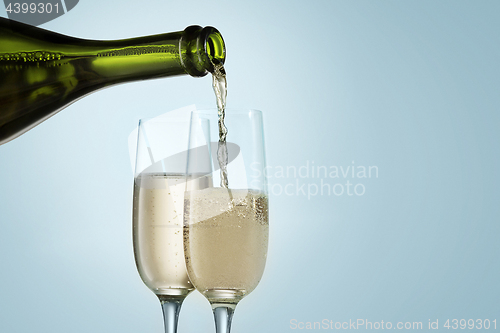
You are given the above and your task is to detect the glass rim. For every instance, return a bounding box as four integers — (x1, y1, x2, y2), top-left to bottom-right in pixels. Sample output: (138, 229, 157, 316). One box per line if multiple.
(137, 117, 202, 125)
(192, 108, 263, 116)
(137, 109, 263, 125)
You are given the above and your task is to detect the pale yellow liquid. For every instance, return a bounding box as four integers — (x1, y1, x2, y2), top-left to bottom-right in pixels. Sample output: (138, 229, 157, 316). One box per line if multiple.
(212, 62, 229, 188)
(184, 188, 269, 303)
(133, 173, 211, 296)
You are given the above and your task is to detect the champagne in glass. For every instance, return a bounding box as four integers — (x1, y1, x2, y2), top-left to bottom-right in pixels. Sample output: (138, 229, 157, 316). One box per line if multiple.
(134, 173, 212, 295)
(184, 110, 268, 333)
(184, 188, 269, 303)
(133, 117, 211, 333)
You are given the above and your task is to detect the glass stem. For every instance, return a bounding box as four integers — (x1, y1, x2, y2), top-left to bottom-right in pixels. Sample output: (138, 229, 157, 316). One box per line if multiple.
(158, 296, 185, 333)
(212, 305, 236, 333)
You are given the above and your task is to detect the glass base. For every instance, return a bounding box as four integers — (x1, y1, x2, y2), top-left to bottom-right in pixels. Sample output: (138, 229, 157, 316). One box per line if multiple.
(203, 289, 245, 307)
(154, 288, 193, 297)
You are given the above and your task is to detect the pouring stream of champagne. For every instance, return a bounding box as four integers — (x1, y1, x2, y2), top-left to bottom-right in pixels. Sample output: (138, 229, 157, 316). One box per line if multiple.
(212, 62, 229, 189)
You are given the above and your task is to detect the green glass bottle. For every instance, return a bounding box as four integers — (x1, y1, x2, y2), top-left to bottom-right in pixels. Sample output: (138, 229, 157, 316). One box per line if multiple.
(0, 17, 225, 145)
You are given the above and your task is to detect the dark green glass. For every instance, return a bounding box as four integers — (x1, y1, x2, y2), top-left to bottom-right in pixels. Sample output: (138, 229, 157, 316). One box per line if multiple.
(0, 17, 225, 145)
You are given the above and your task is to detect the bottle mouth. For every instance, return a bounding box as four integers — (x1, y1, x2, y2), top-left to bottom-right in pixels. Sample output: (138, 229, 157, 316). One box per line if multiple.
(180, 26, 226, 77)
(204, 28, 225, 67)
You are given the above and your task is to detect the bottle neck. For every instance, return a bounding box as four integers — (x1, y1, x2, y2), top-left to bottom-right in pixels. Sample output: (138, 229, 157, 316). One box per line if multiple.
(0, 18, 226, 81)
(80, 25, 225, 82)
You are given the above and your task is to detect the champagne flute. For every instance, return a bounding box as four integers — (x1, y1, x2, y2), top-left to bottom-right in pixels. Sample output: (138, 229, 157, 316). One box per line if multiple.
(133, 116, 211, 333)
(184, 109, 269, 333)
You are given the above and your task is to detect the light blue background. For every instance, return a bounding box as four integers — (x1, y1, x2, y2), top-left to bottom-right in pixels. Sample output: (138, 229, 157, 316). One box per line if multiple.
(1, 1, 499, 332)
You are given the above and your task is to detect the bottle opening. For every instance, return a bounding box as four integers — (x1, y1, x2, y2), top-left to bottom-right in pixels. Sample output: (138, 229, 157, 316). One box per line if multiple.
(180, 25, 226, 77)
(206, 31, 225, 65)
